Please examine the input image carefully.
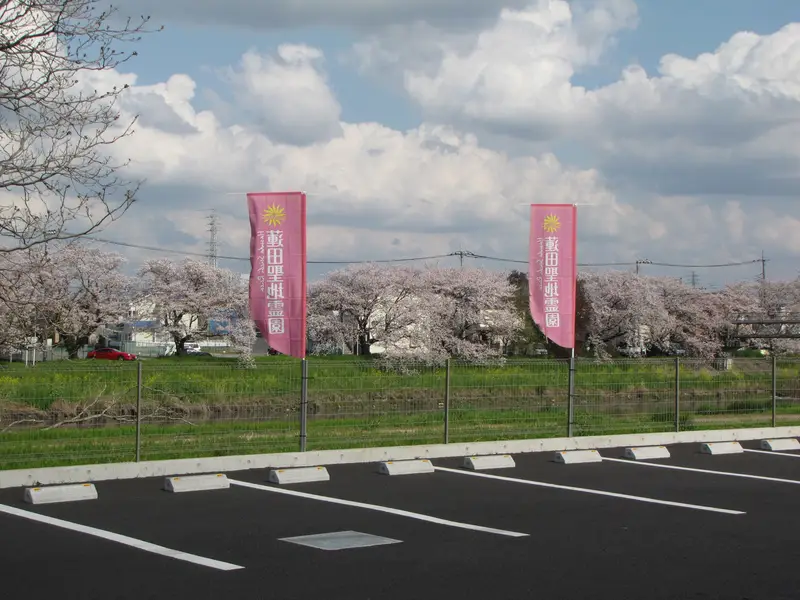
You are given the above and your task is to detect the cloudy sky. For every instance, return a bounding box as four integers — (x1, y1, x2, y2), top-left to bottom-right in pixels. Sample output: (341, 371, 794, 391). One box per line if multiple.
(85, 0, 800, 288)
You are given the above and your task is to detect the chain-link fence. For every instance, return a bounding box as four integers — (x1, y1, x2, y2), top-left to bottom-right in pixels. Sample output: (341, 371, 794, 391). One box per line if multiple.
(448, 359, 569, 443)
(1, 356, 799, 470)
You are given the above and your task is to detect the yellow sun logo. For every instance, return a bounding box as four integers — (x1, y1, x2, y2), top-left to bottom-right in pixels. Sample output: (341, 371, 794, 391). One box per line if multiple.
(263, 204, 286, 226)
(543, 214, 561, 233)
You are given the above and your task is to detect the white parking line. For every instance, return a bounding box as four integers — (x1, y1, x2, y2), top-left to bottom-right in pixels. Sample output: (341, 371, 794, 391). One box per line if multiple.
(432, 467, 745, 515)
(602, 456, 800, 485)
(0, 504, 244, 571)
(744, 449, 800, 459)
(228, 479, 528, 538)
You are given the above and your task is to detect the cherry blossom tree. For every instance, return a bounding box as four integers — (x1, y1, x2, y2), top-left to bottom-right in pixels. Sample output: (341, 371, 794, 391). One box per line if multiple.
(0, 242, 131, 357)
(308, 264, 522, 361)
(651, 277, 755, 358)
(421, 267, 523, 361)
(226, 294, 257, 368)
(756, 279, 800, 316)
(228, 316, 257, 368)
(309, 264, 800, 362)
(308, 264, 426, 356)
(0, 2, 160, 252)
(726, 279, 800, 353)
(578, 271, 774, 359)
(136, 258, 247, 355)
(577, 271, 672, 358)
(36, 243, 132, 357)
(0, 302, 31, 353)
(0, 248, 42, 351)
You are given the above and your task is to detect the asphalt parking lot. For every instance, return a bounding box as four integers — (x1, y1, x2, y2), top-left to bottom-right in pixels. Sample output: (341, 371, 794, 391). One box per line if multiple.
(2, 440, 800, 600)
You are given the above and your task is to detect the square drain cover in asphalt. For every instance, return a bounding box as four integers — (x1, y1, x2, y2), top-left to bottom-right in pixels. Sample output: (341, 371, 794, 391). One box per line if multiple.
(279, 530, 402, 551)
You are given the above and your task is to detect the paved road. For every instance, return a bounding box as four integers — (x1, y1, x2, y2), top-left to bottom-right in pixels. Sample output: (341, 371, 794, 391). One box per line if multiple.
(1, 441, 799, 599)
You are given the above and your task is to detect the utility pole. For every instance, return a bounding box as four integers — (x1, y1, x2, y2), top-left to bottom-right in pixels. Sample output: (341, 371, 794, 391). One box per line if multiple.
(759, 249, 767, 313)
(690, 271, 698, 288)
(451, 250, 476, 267)
(207, 210, 219, 268)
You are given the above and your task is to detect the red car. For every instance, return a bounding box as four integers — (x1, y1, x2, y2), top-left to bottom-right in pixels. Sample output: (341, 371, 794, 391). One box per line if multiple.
(87, 347, 137, 361)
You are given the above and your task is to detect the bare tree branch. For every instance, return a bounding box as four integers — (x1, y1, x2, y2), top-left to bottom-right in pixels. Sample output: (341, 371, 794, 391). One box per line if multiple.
(0, 0, 161, 252)
(1, 417, 43, 433)
(43, 392, 106, 429)
(0, 393, 197, 433)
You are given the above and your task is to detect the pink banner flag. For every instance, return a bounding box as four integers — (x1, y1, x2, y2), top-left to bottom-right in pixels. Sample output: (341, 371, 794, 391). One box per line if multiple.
(248, 191, 307, 359)
(529, 204, 577, 349)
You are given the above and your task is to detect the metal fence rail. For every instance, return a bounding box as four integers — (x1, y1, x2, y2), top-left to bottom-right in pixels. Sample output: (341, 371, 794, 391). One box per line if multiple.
(1, 356, 799, 470)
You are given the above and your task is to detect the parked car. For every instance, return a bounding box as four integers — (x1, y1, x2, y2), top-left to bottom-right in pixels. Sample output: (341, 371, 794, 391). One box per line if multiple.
(177, 348, 213, 357)
(178, 342, 212, 357)
(87, 347, 137, 361)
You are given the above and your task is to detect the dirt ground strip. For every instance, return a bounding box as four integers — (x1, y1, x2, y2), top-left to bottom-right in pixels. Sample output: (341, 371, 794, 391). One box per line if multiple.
(1, 440, 799, 600)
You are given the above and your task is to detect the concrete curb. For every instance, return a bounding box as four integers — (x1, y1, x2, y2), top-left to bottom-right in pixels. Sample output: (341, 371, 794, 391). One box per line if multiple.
(2, 426, 799, 489)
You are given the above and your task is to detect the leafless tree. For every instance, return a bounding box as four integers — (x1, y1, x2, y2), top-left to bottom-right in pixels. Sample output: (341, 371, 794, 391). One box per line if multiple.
(0, 0, 161, 252)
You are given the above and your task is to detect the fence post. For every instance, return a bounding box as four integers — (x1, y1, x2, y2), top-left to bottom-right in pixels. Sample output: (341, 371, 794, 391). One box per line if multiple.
(300, 358, 308, 452)
(444, 359, 451, 444)
(135, 360, 142, 462)
(674, 357, 680, 433)
(772, 354, 777, 428)
(567, 351, 576, 437)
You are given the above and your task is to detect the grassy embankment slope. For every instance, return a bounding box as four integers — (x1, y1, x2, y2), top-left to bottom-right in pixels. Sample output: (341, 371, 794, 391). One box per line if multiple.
(0, 355, 796, 469)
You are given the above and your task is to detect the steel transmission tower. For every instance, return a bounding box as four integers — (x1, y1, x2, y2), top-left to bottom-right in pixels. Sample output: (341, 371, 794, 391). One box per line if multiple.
(207, 210, 219, 267)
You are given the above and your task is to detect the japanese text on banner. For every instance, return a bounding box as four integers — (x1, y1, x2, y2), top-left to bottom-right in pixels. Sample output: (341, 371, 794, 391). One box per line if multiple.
(264, 230, 285, 334)
(255, 229, 286, 334)
(543, 235, 560, 328)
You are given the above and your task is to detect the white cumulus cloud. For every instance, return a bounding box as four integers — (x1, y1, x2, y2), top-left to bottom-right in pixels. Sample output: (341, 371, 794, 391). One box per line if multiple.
(215, 46, 343, 145)
(356, 1, 800, 199)
(59, 3, 800, 286)
(83, 42, 666, 280)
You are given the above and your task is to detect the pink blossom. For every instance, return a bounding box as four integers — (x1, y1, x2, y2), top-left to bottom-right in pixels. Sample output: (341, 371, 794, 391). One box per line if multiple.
(0, 243, 133, 357)
(137, 258, 247, 354)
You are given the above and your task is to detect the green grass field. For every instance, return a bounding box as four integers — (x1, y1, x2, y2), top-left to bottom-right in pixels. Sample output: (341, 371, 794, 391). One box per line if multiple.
(1, 355, 799, 470)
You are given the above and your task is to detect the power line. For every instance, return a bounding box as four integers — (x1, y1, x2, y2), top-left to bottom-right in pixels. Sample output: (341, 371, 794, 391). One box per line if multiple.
(645, 259, 764, 268)
(469, 252, 765, 269)
(473, 252, 634, 267)
(80, 234, 452, 264)
(77, 234, 772, 270)
(311, 254, 455, 264)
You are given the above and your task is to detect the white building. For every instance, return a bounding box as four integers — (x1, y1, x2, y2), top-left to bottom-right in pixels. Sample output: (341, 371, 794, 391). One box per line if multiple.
(101, 296, 208, 356)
